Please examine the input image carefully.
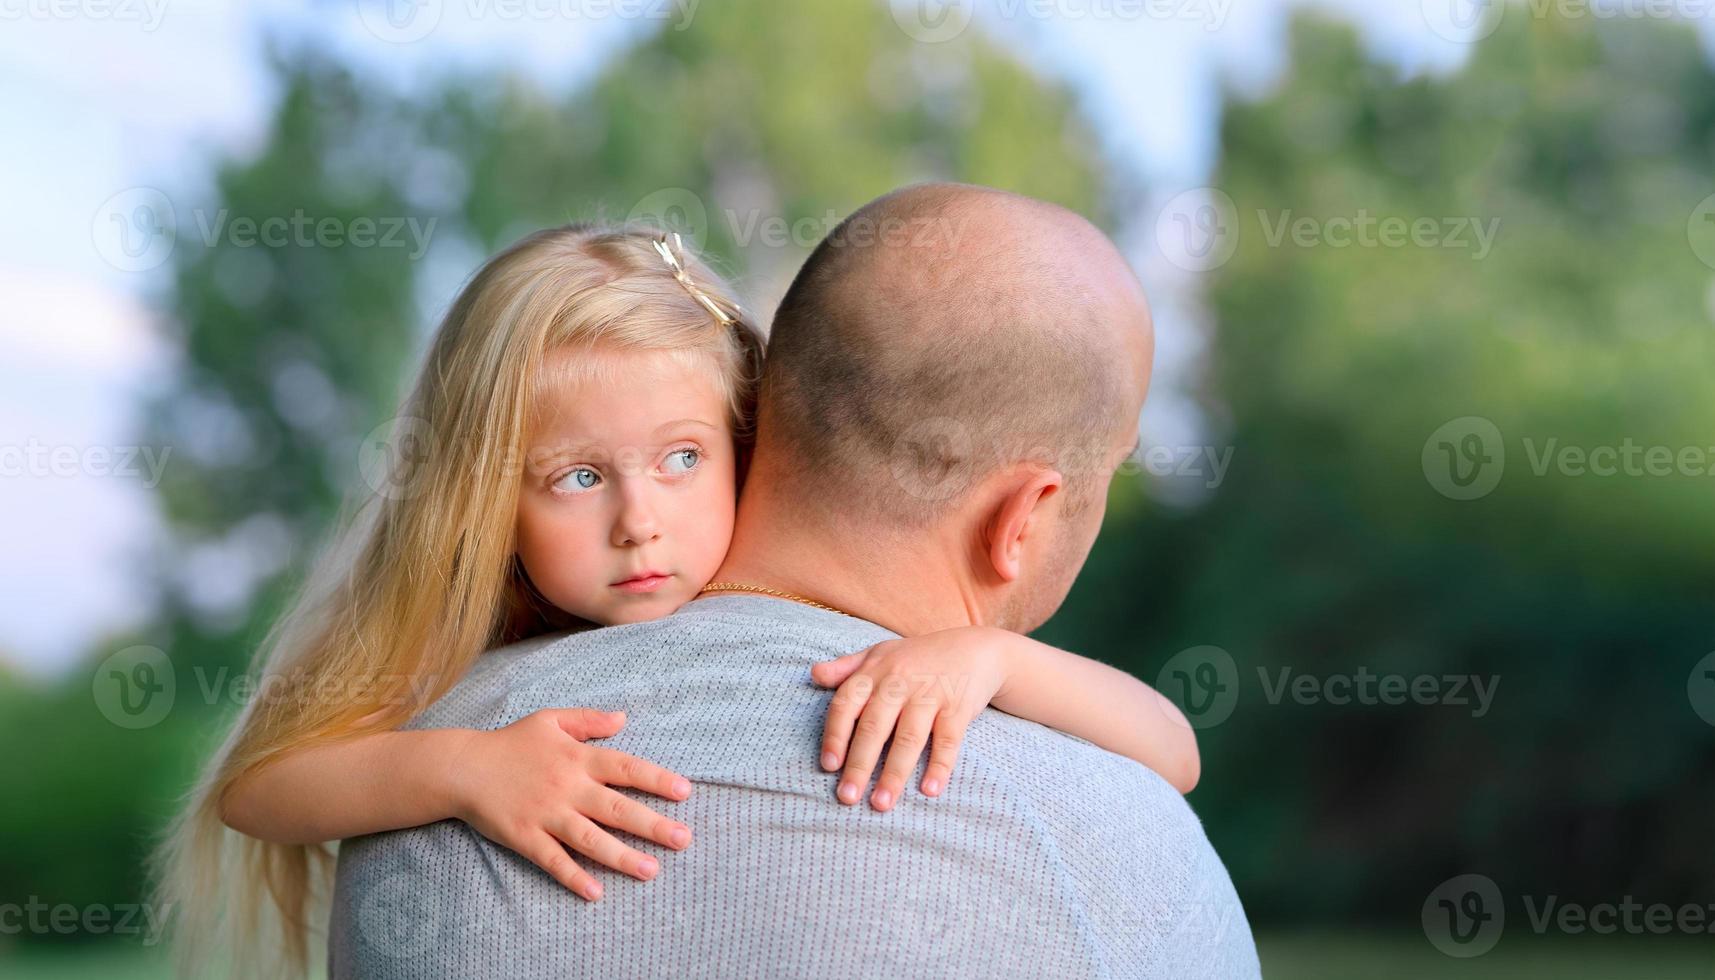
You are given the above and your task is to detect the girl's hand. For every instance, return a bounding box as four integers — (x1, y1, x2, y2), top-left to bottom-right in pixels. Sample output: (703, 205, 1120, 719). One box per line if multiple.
(810, 626, 1012, 812)
(443, 708, 694, 901)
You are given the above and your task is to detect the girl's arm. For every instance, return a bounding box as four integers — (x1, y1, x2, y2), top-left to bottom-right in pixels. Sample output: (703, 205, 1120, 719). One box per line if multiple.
(810, 626, 1199, 811)
(219, 708, 696, 901)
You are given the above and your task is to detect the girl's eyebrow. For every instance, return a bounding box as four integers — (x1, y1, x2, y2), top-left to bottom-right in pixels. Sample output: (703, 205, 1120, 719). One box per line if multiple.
(533, 420, 717, 463)
(655, 418, 718, 434)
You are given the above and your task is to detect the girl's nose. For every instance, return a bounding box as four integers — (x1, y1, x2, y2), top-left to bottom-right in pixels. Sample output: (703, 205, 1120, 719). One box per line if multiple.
(612, 486, 661, 547)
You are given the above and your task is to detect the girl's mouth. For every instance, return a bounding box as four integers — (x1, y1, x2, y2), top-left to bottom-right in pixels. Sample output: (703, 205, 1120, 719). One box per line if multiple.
(611, 573, 672, 594)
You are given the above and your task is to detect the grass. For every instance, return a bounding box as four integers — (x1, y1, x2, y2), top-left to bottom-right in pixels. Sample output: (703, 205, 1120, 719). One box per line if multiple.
(1258, 931, 1714, 978)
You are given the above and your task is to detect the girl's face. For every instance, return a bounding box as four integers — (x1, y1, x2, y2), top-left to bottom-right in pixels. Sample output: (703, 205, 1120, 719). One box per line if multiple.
(515, 346, 738, 626)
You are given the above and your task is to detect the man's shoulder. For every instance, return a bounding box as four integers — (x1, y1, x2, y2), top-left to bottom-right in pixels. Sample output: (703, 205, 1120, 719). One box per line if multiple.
(410, 594, 897, 733)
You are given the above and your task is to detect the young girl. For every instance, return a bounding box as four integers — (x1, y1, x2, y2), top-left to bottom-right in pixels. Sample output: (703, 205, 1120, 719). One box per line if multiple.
(157, 224, 1197, 977)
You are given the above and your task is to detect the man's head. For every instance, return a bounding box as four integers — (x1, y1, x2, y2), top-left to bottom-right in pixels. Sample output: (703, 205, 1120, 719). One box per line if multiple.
(747, 183, 1153, 634)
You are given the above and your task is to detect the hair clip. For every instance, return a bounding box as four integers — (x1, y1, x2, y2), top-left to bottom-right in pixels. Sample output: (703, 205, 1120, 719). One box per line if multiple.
(653, 232, 737, 326)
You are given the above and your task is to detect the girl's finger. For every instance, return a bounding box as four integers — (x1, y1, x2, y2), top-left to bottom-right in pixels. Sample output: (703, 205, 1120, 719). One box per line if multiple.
(871, 701, 939, 812)
(548, 707, 628, 741)
(837, 692, 906, 807)
(554, 812, 661, 883)
(522, 831, 602, 900)
(920, 707, 969, 798)
(809, 648, 871, 688)
(819, 672, 876, 771)
(585, 786, 693, 851)
(589, 747, 693, 802)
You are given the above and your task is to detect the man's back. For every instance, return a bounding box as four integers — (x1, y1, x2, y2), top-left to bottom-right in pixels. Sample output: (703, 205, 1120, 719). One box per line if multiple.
(330, 594, 1258, 978)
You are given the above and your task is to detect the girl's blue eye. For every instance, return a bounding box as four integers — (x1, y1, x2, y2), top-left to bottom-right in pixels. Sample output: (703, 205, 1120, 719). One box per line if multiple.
(557, 467, 601, 493)
(664, 448, 701, 475)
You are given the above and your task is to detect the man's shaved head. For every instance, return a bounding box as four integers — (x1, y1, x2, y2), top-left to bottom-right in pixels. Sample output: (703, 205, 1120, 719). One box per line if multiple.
(758, 183, 1153, 528)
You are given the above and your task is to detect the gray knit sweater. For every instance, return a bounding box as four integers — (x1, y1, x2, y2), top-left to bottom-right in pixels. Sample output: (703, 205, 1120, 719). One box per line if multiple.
(328, 593, 1259, 978)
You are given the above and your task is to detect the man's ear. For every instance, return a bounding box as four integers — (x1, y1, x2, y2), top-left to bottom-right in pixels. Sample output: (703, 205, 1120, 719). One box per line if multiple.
(985, 467, 1065, 583)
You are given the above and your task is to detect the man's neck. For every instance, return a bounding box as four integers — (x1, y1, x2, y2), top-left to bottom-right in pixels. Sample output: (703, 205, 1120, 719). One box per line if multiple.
(710, 485, 986, 638)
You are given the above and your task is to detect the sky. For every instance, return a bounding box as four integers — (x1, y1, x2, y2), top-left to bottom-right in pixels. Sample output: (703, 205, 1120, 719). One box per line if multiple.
(3, 0, 1710, 674)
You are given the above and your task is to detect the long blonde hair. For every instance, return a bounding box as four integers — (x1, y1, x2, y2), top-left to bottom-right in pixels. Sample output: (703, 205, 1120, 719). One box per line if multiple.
(153, 224, 765, 978)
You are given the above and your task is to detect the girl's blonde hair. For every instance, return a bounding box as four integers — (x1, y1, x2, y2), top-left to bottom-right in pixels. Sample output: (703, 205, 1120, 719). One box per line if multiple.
(153, 224, 765, 978)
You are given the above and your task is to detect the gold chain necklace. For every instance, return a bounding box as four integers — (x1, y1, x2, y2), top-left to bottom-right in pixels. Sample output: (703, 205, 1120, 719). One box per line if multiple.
(697, 581, 854, 617)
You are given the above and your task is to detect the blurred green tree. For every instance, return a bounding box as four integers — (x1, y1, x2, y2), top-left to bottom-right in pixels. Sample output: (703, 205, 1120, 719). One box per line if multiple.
(1045, 9, 1715, 925)
(2, 0, 1115, 944)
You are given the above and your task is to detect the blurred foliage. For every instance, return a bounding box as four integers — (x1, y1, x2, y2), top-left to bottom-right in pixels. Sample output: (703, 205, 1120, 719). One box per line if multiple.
(1046, 9, 1715, 927)
(3, 0, 1711, 962)
(1, 0, 1111, 951)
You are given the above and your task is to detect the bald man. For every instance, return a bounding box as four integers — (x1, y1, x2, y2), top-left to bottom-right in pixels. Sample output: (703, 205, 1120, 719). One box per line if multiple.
(331, 185, 1260, 979)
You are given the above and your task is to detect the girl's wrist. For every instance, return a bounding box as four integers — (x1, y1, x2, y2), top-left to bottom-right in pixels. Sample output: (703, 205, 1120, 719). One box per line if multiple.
(417, 727, 483, 823)
(986, 627, 1034, 705)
